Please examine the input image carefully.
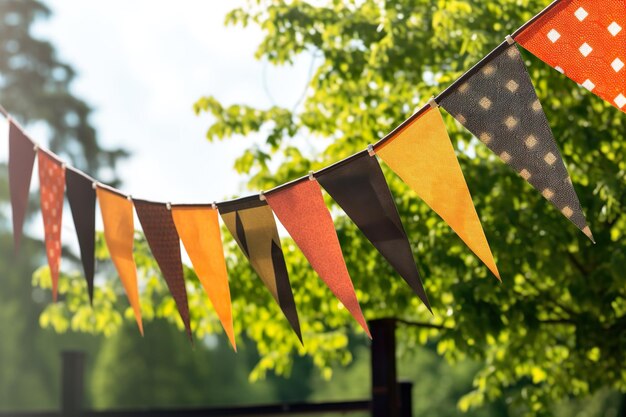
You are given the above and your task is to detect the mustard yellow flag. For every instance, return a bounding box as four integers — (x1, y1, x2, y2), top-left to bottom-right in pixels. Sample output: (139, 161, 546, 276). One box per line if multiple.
(376, 108, 500, 280)
(97, 187, 144, 335)
(172, 206, 236, 350)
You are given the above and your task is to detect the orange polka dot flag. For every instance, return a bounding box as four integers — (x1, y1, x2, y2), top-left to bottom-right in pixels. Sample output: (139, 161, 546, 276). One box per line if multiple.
(38, 151, 66, 302)
(515, 0, 626, 113)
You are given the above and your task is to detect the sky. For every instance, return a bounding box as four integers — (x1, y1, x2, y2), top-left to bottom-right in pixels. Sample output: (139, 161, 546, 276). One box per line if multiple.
(32, 0, 314, 204)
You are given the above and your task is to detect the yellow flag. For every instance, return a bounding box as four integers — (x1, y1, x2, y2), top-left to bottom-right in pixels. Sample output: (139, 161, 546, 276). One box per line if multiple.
(97, 187, 144, 334)
(171, 206, 236, 350)
(376, 108, 500, 280)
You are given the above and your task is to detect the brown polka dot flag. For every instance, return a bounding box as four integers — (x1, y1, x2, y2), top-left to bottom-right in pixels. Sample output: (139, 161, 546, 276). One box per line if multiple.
(134, 199, 192, 341)
(439, 43, 593, 241)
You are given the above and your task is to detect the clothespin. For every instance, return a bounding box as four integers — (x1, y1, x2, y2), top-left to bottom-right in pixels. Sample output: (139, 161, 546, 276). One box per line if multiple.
(33, 143, 39, 152)
(505, 35, 515, 45)
(367, 144, 375, 157)
(126, 194, 132, 201)
(92, 181, 99, 190)
(211, 201, 217, 210)
(166, 202, 172, 210)
(308, 171, 315, 181)
(428, 96, 439, 109)
(259, 191, 266, 201)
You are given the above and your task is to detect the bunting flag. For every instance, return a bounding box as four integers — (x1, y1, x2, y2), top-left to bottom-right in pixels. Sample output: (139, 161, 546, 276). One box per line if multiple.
(171, 205, 236, 350)
(266, 180, 371, 338)
(218, 197, 302, 342)
(316, 152, 431, 311)
(376, 108, 500, 280)
(97, 187, 144, 335)
(38, 151, 65, 302)
(438, 43, 593, 241)
(66, 170, 96, 304)
(133, 200, 192, 341)
(3, 0, 613, 344)
(515, 0, 625, 112)
(8, 121, 36, 252)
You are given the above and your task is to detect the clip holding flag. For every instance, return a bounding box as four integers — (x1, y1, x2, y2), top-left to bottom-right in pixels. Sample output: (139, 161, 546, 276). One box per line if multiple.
(166, 202, 172, 211)
(259, 191, 266, 201)
(212, 201, 217, 210)
(367, 144, 375, 157)
(308, 171, 315, 181)
(505, 34, 515, 45)
(428, 97, 438, 108)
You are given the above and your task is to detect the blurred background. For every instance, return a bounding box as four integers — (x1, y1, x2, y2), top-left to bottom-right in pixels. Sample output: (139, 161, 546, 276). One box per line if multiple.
(0, 1, 625, 416)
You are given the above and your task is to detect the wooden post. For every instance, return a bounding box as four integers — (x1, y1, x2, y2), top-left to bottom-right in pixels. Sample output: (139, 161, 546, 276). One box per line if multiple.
(370, 318, 399, 417)
(398, 381, 413, 417)
(61, 351, 85, 417)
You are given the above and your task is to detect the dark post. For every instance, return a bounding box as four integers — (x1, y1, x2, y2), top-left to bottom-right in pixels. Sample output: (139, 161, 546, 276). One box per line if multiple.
(370, 318, 399, 417)
(398, 381, 413, 417)
(61, 351, 85, 417)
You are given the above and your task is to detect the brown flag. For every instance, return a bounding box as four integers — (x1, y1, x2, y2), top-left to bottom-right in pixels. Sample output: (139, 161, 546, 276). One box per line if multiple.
(438, 42, 593, 241)
(134, 199, 192, 341)
(66, 169, 96, 304)
(316, 152, 431, 311)
(8, 121, 36, 252)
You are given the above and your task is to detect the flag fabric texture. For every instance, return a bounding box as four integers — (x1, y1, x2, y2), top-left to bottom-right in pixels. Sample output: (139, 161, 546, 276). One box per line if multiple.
(38, 151, 65, 301)
(66, 170, 97, 304)
(438, 43, 593, 241)
(515, 0, 626, 112)
(8, 121, 36, 252)
(171, 205, 236, 349)
(316, 152, 431, 311)
(97, 187, 144, 335)
(134, 200, 192, 341)
(266, 180, 371, 338)
(218, 197, 302, 342)
(376, 107, 500, 280)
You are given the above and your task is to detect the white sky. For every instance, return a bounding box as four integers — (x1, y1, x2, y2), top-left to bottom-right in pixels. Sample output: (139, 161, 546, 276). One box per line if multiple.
(33, 0, 314, 203)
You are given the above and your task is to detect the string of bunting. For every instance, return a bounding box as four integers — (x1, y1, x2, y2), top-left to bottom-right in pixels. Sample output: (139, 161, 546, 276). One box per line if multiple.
(4, 0, 624, 347)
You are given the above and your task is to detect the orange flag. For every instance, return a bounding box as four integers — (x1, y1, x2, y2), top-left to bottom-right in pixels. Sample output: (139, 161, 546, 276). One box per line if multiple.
(171, 206, 236, 350)
(97, 187, 144, 335)
(515, 0, 625, 112)
(38, 152, 65, 301)
(376, 108, 500, 280)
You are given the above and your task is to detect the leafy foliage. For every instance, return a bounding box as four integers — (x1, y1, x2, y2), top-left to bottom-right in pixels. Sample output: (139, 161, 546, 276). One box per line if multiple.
(36, 0, 626, 415)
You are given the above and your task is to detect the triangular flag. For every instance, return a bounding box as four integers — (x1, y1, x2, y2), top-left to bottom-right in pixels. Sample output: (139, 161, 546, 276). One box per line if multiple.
(265, 180, 371, 338)
(515, 0, 625, 112)
(376, 108, 500, 280)
(97, 187, 143, 335)
(316, 152, 431, 311)
(218, 197, 302, 343)
(38, 152, 65, 302)
(133, 199, 192, 341)
(171, 205, 236, 350)
(66, 170, 96, 304)
(438, 43, 593, 241)
(8, 121, 36, 252)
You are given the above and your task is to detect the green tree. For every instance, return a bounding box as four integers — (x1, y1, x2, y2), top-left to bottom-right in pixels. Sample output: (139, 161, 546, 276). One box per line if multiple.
(38, 0, 626, 415)
(0, 0, 126, 409)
